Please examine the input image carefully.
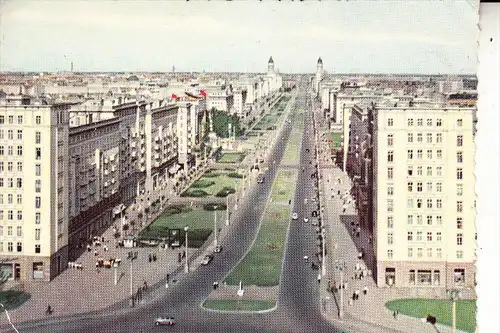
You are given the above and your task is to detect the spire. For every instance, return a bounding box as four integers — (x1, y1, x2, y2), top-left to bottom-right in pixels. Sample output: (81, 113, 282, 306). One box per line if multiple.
(317, 57, 323, 65)
(268, 56, 274, 64)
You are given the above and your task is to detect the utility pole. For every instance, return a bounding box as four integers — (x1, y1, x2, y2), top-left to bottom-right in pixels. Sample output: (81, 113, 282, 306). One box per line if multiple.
(226, 195, 230, 226)
(322, 227, 326, 276)
(448, 289, 460, 333)
(184, 226, 189, 273)
(213, 209, 218, 247)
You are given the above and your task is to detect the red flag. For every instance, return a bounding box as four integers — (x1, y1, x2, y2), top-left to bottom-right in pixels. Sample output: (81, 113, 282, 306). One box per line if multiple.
(199, 90, 207, 97)
(171, 93, 178, 100)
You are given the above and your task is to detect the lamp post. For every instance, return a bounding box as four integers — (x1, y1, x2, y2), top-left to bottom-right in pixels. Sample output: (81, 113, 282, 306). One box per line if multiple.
(335, 260, 346, 318)
(226, 194, 230, 226)
(213, 207, 218, 247)
(447, 288, 461, 333)
(184, 226, 189, 273)
(321, 227, 326, 276)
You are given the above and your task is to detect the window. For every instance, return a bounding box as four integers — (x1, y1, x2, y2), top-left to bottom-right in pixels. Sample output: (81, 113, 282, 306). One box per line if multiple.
(16, 242, 22, 252)
(417, 231, 423, 241)
(435, 232, 442, 242)
(16, 194, 22, 204)
(454, 268, 465, 284)
(387, 249, 393, 259)
(17, 162, 22, 172)
(387, 167, 393, 180)
(387, 151, 394, 162)
(427, 215, 433, 225)
(436, 166, 442, 176)
(457, 168, 463, 180)
(407, 198, 413, 208)
(408, 248, 413, 258)
(427, 182, 432, 192)
(387, 186, 394, 196)
(34, 131, 42, 144)
(437, 150, 442, 159)
(6, 162, 12, 172)
(417, 133, 423, 142)
(388, 232, 393, 245)
(7, 178, 13, 188)
(456, 250, 463, 259)
(457, 217, 463, 229)
(0, 210, 2, 219)
(7, 226, 12, 235)
(35, 180, 41, 193)
(417, 182, 422, 192)
(417, 215, 423, 224)
(417, 166, 423, 176)
(417, 199, 423, 209)
(427, 232, 433, 241)
(417, 150, 423, 159)
(427, 150, 433, 159)
(387, 118, 394, 126)
(427, 118, 432, 127)
(407, 182, 413, 192)
(457, 119, 463, 127)
(436, 133, 443, 143)
(427, 248, 432, 258)
(0, 116, 3, 124)
(407, 150, 413, 160)
(417, 248, 423, 258)
(436, 248, 442, 258)
(7, 146, 13, 155)
(387, 134, 393, 146)
(457, 184, 463, 196)
(407, 215, 413, 224)
(36, 116, 41, 125)
(16, 178, 22, 188)
(35, 229, 41, 241)
(407, 231, 413, 241)
(387, 216, 394, 228)
(417, 118, 423, 126)
(457, 151, 463, 163)
(436, 199, 442, 209)
(7, 242, 13, 252)
(35, 244, 41, 253)
(436, 118, 442, 127)
(457, 201, 463, 213)
(436, 216, 442, 225)
(16, 226, 22, 237)
(407, 118, 414, 126)
(427, 133, 432, 143)
(0, 146, 3, 156)
(408, 133, 413, 143)
(427, 199, 433, 209)
(35, 148, 42, 160)
(35, 197, 41, 209)
(17, 130, 22, 140)
(408, 166, 413, 176)
(457, 135, 463, 146)
(7, 194, 12, 204)
(35, 213, 41, 224)
(17, 211, 22, 220)
(35, 164, 41, 176)
(0, 162, 2, 172)
(17, 115, 23, 124)
(17, 146, 22, 156)
(387, 199, 394, 212)
(8, 130, 13, 140)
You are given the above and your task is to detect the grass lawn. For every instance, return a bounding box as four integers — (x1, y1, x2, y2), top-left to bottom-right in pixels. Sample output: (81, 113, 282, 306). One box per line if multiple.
(281, 111, 304, 165)
(183, 170, 241, 197)
(218, 152, 246, 163)
(202, 299, 276, 312)
(254, 114, 280, 130)
(0, 291, 30, 310)
(140, 209, 225, 247)
(326, 132, 343, 148)
(386, 299, 476, 332)
(224, 169, 298, 287)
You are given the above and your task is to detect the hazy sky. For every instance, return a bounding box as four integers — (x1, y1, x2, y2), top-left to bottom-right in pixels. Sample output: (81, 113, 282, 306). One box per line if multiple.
(0, 0, 479, 74)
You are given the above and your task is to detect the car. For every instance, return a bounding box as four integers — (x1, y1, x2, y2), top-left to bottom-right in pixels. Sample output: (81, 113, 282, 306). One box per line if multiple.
(304, 198, 308, 204)
(200, 254, 214, 266)
(155, 316, 175, 326)
(303, 217, 309, 223)
(311, 210, 318, 217)
(214, 245, 222, 253)
(292, 212, 298, 220)
(312, 220, 318, 226)
(257, 174, 265, 183)
(311, 197, 317, 202)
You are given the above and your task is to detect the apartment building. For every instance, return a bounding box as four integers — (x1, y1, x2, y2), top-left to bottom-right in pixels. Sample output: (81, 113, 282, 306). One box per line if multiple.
(372, 106, 476, 289)
(0, 95, 71, 281)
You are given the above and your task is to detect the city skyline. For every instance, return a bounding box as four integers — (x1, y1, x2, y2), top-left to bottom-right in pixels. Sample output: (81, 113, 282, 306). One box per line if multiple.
(1, 1, 478, 74)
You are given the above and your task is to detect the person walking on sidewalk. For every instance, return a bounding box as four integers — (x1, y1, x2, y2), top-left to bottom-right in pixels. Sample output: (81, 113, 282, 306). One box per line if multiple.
(317, 273, 322, 284)
(363, 286, 368, 295)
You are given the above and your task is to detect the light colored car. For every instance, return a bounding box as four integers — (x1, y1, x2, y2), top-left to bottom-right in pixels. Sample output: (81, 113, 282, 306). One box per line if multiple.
(292, 213, 298, 220)
(214, 245, 222, 253)
(155, 316, 175, 326)
(303, 217, 309, 223)
(201, 255, 214, 266)
(311, 220, 318, 226)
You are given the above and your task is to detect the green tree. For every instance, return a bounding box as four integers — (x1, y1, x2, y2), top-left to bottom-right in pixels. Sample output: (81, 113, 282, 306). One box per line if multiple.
(210, 108, 243, 138)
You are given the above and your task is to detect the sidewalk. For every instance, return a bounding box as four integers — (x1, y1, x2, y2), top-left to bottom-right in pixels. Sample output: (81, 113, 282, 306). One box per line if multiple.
(314, 115, 469, 332)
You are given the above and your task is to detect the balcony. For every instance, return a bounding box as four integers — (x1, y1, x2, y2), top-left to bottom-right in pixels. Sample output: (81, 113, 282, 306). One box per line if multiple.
(131, 151, 137, 158)
(154, 144, 160, 150)
(104, 158, 109, 164)
(104, 170, 109, 176)
(110, 155, 115, 162)
(111, 165, 116, 172)
(130, 141, 137, 148)
(131, 131, 138, 138)
(154, 161, 160, 168)
(155, 136, 160, 142)
(140, 166, 146, 172)
(154, 153, 160, 159)
(111, 178, 115, 184)
(140, 158, 145, 164)
(104, 181, 109, 187)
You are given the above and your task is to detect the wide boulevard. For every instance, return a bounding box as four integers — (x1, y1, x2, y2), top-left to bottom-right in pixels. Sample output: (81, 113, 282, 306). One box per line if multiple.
(14, 79, 346, 333)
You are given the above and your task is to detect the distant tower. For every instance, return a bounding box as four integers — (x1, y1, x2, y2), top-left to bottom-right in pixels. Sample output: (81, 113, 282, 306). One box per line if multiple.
(70, 61, 74, 73)
(268, 56, 275, 74)
(172, 65, 175, 73)
(315, 57, 324, 93)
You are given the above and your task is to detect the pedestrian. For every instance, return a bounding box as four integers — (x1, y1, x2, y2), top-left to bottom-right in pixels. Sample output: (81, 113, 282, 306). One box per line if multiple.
(87, 244, 91, 252)
(393, 311, 397, 319)
(153, 254, 157, 261)
(94, 250, 98, 256)
(148, 254, 152, 263)
(355, 289, 360, 300)
(317, 273, 322, 284)
(363, 286, 368, 295)
(344, 282, 348, 290)
(352, 292, 356, 300)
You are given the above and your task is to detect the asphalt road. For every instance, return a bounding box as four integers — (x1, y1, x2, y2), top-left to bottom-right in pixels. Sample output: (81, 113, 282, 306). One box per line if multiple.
(13, 81, 346, 333)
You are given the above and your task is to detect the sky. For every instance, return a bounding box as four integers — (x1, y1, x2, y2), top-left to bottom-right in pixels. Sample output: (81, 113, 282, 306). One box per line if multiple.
(0, 0, 479, 74)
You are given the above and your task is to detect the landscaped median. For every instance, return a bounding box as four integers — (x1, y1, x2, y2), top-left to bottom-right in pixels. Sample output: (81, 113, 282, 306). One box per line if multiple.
(181, 169, 242, 198)
(202, 168, 298, 312)
(281, 109, 305, 165)
(385, 298, 476, 332)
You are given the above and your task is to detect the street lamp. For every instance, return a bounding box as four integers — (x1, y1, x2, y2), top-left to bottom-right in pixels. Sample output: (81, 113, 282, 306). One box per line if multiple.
(213, 206, 218, 247)
(447, 288, 461, 333)
(226, 194, 230, 226)
(321, 227, 326, 276)
(184, 226, 189, 273)
(335, 260, 347, 319)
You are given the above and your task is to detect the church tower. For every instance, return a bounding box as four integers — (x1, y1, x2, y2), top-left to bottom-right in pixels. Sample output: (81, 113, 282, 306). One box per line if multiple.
(315, 57, 324, 94)
(268, 56, 275, 74)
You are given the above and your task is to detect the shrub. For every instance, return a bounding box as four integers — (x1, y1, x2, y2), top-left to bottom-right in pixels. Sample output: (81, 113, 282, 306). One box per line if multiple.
(215, 186, 235, 197)
(182, 189, 209, 197)
(228, 172, 243, 178)
(203, 203, 227, 211)
(191, 179, 216, 188)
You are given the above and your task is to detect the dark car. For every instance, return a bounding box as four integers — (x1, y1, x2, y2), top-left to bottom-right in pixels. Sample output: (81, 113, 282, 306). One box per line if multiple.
(257, 174, 265, 184)
(312, 211, 318, 217)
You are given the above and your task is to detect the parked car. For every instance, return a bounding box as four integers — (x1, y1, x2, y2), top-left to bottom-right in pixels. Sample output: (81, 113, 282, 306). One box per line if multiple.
(257, 174, 265, 184)
(311, 211, 318, 217)
(292, 212, 299, 220)
(303, 217, 309, 223)
(201, 255, 214, 266)
(214, 245, 223, 253)
(155, 316, 175, 326)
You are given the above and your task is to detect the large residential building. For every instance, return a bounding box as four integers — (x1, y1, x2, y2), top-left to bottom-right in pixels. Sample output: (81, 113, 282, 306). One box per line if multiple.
(372, 106, 476, 290)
